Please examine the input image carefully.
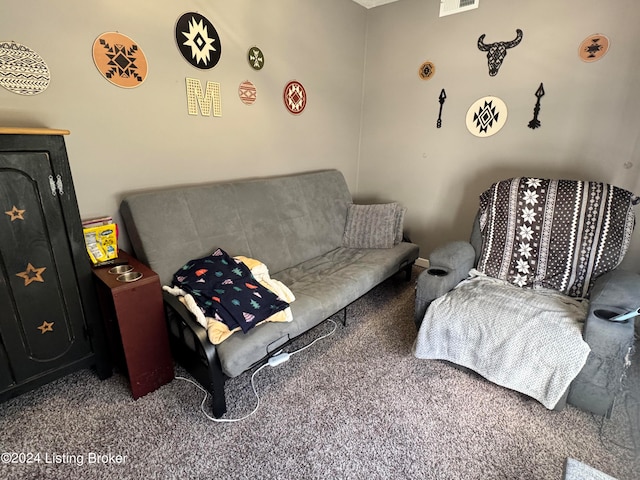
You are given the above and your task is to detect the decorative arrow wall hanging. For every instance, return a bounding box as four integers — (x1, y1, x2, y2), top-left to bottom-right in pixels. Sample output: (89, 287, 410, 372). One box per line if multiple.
(527, 83, 545, 129)
(436, 89, 446, 128)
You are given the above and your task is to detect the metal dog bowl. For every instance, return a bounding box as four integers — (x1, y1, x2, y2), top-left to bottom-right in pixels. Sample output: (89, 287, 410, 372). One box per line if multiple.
(116, 271, 143, 283)
(109, 264, 134, 275)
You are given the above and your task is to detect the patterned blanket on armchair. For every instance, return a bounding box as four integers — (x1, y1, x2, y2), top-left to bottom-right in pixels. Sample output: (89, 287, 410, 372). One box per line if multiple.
(477, 177, 638, 298)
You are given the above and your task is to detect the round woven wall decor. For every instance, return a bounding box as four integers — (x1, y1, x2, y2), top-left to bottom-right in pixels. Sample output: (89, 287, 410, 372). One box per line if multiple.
(92, 32, 148, 88)
(247, 46, 264, 71)
(0, 41, 50, 95)
(239, 80, 257, 105)
(578, 33, 609, 62)
(175, 12, 222, 69)
(418, 61, 435, 80)
(465, 96, 508, 138)
(283, 80, 306, 115)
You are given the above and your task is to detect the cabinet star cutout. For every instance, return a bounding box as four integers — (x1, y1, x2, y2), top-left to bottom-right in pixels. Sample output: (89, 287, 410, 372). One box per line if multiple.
(5, 206, 25, 221)
(16, 263, 47, 286)
(37, 320, 54, 334)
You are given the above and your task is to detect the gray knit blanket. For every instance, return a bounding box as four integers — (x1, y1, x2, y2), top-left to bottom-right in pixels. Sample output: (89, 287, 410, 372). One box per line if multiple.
(413, 270, 591, 409)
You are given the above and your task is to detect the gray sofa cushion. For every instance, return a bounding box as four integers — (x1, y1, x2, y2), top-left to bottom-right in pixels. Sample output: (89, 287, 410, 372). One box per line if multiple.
(394, 206, 407, 244)
(217, 242, 419, 377)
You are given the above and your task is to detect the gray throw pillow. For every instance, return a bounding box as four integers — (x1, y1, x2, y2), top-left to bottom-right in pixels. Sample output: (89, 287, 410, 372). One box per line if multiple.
(394, 206, 406, 245)
(343, 203, 398, 249)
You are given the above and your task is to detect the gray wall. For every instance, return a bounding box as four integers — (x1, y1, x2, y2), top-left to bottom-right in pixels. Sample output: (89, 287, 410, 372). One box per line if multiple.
(0, 0, 367, 251)
(358, 0, 640, 269)
(1, 0, 639, 270)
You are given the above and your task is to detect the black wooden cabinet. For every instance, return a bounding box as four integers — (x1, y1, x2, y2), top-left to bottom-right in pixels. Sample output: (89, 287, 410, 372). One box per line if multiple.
(0, 128, 110, 401)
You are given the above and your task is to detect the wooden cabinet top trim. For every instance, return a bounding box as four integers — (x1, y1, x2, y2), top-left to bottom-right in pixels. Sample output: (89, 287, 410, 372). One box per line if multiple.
(0, 127, 70, 136)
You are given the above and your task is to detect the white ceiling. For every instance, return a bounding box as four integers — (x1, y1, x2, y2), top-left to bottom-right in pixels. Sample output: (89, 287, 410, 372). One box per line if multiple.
(352, 0, 400, 8)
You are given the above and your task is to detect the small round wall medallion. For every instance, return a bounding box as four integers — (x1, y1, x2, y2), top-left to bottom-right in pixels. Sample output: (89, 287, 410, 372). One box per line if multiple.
(239, 80, 257, 105)
(578, 33, 609, 62)
(418, 61, 435, 80)
(283, 80, 306, 115)
(247, 46, 264, 70)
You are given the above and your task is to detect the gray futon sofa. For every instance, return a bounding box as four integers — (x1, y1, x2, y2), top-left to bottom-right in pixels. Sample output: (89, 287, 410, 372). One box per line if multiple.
(120, 169, 419, 417)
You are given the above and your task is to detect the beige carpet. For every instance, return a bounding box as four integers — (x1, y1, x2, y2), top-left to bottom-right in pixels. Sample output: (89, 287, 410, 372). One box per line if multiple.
(1, 267, 638, 480)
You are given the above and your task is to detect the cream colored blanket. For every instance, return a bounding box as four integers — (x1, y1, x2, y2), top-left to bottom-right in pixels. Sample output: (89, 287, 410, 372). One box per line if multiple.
(414, 270, 591, 409)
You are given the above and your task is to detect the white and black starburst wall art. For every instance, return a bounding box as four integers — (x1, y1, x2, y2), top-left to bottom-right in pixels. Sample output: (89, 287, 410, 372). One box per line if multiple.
(175, 12, 222, 69)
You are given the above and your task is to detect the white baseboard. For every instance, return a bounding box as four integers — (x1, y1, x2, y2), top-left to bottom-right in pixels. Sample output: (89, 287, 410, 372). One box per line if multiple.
(415, 257, 430, 269)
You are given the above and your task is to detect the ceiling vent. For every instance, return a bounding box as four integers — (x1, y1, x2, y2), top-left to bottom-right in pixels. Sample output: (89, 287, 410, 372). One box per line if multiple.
(439, 0, 479, 17)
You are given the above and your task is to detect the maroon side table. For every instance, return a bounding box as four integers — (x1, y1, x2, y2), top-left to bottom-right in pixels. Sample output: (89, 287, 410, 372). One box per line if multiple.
(92, 250, 174, 399)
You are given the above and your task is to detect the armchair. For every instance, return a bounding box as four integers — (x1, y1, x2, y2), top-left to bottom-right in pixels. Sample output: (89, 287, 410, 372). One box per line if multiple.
(414, 177, 640, 416)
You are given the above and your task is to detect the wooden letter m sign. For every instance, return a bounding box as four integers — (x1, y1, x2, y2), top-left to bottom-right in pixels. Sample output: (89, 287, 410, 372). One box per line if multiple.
(186, 78, 222, 117)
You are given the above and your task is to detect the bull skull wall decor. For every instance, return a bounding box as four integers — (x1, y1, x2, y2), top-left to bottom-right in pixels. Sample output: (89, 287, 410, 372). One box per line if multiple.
(478, 29, 523, 76)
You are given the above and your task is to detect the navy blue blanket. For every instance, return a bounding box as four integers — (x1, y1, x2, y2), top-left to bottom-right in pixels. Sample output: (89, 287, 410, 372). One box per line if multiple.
(172, 248, 289, 333)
